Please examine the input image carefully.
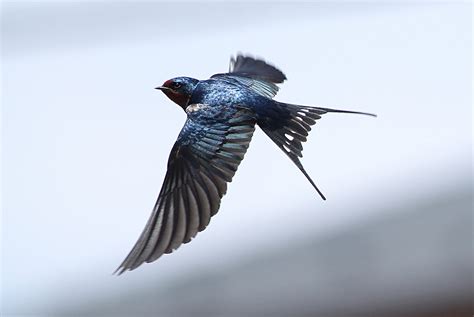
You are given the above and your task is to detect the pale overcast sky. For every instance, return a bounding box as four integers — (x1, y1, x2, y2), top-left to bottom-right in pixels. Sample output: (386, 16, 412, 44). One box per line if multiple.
(2, 2, 471, 315)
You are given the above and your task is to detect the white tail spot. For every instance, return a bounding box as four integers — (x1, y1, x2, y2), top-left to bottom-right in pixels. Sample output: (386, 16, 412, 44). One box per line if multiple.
(282, 143, 292, 153)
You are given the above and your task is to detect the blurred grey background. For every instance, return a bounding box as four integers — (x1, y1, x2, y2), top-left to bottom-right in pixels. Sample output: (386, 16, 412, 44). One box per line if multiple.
(1, 1, 472, 316)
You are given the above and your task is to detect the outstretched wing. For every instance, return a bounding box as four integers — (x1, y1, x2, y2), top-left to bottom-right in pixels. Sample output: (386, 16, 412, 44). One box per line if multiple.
(116, 104, 256, 274)
(211, 54, 287, 99)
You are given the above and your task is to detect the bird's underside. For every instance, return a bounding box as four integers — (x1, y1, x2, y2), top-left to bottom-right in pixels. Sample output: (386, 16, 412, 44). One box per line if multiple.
(116, 54, 375, 274)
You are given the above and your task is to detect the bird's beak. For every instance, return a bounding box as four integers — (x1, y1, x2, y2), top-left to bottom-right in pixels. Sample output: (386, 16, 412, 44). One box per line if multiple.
(154, 86, 171, 91)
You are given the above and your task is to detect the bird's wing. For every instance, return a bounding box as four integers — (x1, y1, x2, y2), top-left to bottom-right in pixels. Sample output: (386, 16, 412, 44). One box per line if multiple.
(116, 104, 256, 274)
(211, 54, 287, 99)
(227, 54, 287, 83)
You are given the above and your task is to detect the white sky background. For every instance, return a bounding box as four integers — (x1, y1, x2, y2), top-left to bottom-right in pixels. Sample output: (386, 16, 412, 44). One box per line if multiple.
(2, 2, 472, 315)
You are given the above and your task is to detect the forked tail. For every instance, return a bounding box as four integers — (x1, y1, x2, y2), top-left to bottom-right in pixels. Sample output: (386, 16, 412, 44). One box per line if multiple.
(256, 102, 376, 200)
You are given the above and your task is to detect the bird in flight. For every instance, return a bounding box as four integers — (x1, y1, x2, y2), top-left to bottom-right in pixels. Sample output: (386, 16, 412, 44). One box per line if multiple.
(116, 54, 375, 274)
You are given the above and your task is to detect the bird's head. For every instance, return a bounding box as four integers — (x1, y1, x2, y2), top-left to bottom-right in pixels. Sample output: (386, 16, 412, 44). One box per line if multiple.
(155, 77, 199, 109)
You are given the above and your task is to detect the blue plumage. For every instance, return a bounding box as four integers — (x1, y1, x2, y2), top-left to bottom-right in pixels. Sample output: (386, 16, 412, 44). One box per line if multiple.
(116, 54, 376, 274)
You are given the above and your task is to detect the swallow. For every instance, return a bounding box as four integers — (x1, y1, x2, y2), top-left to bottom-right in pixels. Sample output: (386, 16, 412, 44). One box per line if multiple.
(116, 54, 376, 274)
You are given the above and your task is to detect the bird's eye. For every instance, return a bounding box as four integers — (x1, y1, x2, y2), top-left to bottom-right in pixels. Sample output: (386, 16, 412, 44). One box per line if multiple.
(172, 82, 182, 89)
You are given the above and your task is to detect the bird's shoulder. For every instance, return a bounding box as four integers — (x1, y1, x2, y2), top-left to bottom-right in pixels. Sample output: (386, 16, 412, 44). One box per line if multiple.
(189, 79, 252, 106)
(195, 78, 244, 93)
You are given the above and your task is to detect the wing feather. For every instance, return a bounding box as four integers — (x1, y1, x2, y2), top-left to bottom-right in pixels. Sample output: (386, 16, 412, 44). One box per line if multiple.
(211, 54, 287, 99)
(183, 185, 199, 243)
(115, 105, 256, 274)
(229, 54, 287, 83)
